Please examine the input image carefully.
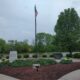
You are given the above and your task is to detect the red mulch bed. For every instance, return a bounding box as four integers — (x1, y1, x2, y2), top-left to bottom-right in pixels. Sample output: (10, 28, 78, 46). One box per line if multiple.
(0, 62, 80, 80)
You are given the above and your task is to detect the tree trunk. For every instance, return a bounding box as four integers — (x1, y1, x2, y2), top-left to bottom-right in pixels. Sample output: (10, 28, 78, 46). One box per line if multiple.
(68, 47, 72, 57)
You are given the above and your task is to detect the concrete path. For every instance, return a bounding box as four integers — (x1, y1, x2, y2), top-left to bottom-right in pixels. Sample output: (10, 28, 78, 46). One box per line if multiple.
(58, 70, 80, 80)
(0, 74, 19, 80)
(72, 59, 80, 62)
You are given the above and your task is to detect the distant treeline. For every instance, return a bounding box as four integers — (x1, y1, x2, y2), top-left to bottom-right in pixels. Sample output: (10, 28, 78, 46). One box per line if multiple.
(0, 32, 55, 54)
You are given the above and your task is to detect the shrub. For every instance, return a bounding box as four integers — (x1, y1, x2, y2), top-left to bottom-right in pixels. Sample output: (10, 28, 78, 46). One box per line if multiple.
(2, 59, 5, 62)
(60, 58, 72, 64)
(49, 54, 54, 58)
(73, 53, 80, 58)
(18, 55, 22, 59)
(37, 59, 57, 65)
(0, 61, 10, 67)
(24, 55, 29, 58)
(42, 55, 47, 58)
(10, 59, 57, 67)
(0, 55, 3, 59)
(66, 54, 72, 58)
(6, 56, 9, 59)
(10, 60, 35, 67)
(0, 56, 2, 59)
(33, 55, 38, 58)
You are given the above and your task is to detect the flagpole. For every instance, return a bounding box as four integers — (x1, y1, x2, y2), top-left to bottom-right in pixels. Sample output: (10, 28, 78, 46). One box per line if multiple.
(34, 5, 40, 71)
(35, 9, 37, 52)
(35, 5, 37, 54)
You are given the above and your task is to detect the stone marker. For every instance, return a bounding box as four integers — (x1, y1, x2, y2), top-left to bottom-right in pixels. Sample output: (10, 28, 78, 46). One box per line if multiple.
(9, 51, 17, 63)
(33, 64, 40, 72)
(33, 64, 40, 69)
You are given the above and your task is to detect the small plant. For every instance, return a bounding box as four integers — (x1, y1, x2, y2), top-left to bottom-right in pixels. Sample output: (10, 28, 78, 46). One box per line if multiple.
(0, 55, 3, 59)
(66, 54, 72, 58)
(10, 60, 34, 67)
(33, 55, 38, 58)
(37, 59, 57, 65)
(24, 55, 29, 58)
(60, 58, 72, 64)
(6, 56, 9, 59)
(18, 55, 22, 59)
(0, 61, 10, 67)
(2, 59, 5, 62)
(42, 55, 47, 58)
(50, 54, 54, 58)
(72, 53, 80, 58)
(10, 59, 57, 67)
(0, 56, 2, 59)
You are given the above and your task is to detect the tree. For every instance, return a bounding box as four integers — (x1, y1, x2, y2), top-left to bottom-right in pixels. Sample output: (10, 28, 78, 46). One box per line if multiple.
(15, 40, 29, 53)
(35, 33, 53, 52)
(54, 8, 80, 54)
(0, 39, 6, 53)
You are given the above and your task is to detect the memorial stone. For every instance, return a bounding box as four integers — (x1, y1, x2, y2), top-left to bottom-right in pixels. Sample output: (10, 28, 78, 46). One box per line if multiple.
(9, 51, 17, 62)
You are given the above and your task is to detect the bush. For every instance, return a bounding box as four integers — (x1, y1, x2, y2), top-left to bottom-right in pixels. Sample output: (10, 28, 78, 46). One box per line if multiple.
(42, 55, 47, 58)
(0, 56, 2, 59)
(0, 61, 10, 67)
(73, 53, 80, 58)
(60, 58, 72, 64)
(0, 55, 2, 59)
(10, 60, 35, 67)
(2, 59, 5, 62)
(32, 55, 38, 58)
(24, 55, 29, 58)
(37, 59, 57, 65)
(0, 55, 3, 59)
(10, 59, 57, 67)
(66, 54, 72, 58)
(6, 56, 9, 59)
(49, 54, 54, 58)
(18, 55, 22, 59)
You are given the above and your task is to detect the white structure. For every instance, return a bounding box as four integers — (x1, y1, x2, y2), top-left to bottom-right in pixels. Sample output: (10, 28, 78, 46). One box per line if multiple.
(29, 54, 33, 58)
(9, 51, 17, 63)
(33, 64, 40, 69)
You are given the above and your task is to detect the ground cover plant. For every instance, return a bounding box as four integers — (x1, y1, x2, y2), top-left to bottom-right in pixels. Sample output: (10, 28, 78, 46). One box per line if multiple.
(11, 59, 57, 67)
(72, 53, 80, 58)
(0, 61, 10, 67)
(66, 53, 80, 58)
(0, 59, 57, 67)
(60, 59, 72, 64)
(24, 55, 29, 58)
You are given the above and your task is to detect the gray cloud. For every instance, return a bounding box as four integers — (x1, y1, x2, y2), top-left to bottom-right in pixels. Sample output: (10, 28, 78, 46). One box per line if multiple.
(0, 0, 80, 43)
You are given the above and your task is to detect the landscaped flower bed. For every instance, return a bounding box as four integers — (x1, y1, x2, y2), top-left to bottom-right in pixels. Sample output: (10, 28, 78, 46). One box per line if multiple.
(0, 62, 80, 80)
(0, 59, 57, 67)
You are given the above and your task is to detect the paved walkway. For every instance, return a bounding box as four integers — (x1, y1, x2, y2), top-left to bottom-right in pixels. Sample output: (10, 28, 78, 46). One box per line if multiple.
(0, 74, 19, 80)
(72, 59, 80, 62)
(58, 70, 80, 80)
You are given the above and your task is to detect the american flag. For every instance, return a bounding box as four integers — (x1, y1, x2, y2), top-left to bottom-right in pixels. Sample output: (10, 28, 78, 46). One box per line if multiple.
(35, 5, 38, 17)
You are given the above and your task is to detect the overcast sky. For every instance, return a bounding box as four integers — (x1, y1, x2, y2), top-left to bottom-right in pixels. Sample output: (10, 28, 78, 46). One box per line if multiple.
(0, 0, 80, 43)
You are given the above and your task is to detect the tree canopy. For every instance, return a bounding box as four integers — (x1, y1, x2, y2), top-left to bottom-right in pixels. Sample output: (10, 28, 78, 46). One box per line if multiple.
(54, 8, 80, 53)
(33, 33, 54, 52)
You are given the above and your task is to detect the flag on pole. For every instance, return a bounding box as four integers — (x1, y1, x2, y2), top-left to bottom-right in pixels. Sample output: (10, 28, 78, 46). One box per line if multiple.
(35, 5, 38, 17)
